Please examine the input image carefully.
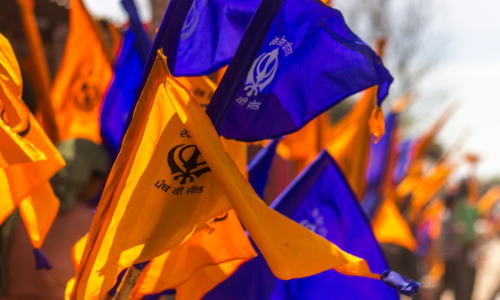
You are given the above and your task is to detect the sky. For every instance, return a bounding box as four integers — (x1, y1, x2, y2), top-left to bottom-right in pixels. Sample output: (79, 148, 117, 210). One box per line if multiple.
(416, 0, 500, 180)
(83, 0, 500, 180)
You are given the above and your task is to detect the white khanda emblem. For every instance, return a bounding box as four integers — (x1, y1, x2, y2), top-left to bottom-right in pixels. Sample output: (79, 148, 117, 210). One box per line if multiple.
(299, 207, 328, 238)
(180, 0, 204, 41)
(244, 47, 280, 97)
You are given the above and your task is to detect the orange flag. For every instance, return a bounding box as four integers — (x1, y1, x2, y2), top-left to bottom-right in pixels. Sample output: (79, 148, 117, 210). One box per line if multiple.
(66, 210, 256, 300)
(0, 33, 65, 266)
(68, 55, 247, 299)
(66, 70, 250, 300)
(408, 161, 454, 221)
(395, 160, 424, 202)
(277, 118, 319, 162)
(50, 0, 113, 143)
(326, 87, 377, 200)
(277, 112, 331, 174)
(70, 52, 383, 300)
(372, 198, 417, 252)
(477, 186, 500, 216)
(413, 104, 456, 160)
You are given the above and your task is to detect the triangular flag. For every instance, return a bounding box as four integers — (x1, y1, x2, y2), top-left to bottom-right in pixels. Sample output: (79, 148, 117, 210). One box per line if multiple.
(0, 33, 65, 269)
(372, 198, 417, 252)
(326, 87, 377, 200)
(50, 0, 113, 143)
(248, 139, 280, 198)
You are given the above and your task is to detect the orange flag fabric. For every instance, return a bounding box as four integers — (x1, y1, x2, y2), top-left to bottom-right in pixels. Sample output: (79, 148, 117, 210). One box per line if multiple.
(70, 52, 382, 300)
(326, 87, 377, 200)
(412, 104, 456, 160)
(67, 69, 249, 300)
(277, 118, 319, 162)
(395, 160, 424, 202)
(156, 51, 382, 281)
(69, 54, 234, 300)
(372, 198, 417, 252)
(477, 186, 500, 216)
(131, 210, 255, 300)
(50, 0, 113, 143)
(0, 33, 65, 257)
(66, 210, 256, 300)
(408, 162, 453, 221)
(277, 112, 330, 175)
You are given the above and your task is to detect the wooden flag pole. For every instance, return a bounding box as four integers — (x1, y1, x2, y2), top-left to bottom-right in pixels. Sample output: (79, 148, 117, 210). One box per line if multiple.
(16, 0, 59, 143)
(113, 265, 143, 300)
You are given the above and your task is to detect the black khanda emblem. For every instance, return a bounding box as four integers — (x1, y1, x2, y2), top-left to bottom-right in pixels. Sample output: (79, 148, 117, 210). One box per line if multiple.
(0, 109, 30, 137)
(74, 82, 99, 111)
(167, 144, 211, 185)
(213, 212, 228, 223)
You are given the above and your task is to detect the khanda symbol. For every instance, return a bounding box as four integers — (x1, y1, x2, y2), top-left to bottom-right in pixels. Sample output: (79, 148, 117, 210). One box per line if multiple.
(244, 47, 279, 97)
(0, 109, 30, 137)
(74, 82, 99, 111)
(180, 0, 207, 41)
(167, 144, 211, 185)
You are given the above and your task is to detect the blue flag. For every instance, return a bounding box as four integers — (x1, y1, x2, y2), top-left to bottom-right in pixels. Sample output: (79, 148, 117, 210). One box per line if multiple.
(100, 28, 144, 157)
(144, 0, 260, 78)
(247, 139, 280, 198)
(363, 112, 398, 219)
(122, 0, 259, 135)
(207, 0, 393, 141)
(204, 150, 400, 299)
(392, 139, 415, 185)
(121, 0, 152, 63)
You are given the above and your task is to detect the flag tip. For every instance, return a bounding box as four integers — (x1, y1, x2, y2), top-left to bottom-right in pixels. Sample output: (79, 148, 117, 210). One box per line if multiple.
(33, 248, 52, 270)
(381, 270, 420, 296)
(369, 106, 385, 143)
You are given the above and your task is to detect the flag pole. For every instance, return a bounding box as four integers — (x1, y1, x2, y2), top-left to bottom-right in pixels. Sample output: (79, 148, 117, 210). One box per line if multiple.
(113, 265, 143, 300)
(16, 0, 59, 143)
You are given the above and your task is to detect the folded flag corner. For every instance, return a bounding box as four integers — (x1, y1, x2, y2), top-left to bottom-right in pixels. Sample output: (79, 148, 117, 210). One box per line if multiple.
(381, 270, 420, 296)
(369, 106, 385, 144)
(34, 248, 52, 270)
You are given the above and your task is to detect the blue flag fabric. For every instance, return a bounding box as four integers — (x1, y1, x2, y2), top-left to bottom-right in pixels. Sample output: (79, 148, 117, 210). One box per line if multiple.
(381, 271, 420, 297)
(100, 28, 144, 157)
(142, 290, 176, 300)
(247, 139, 280, 198)
(204, 150, 399, 300)
(172, 0, 261, 76)
(207, 0, 393, 141)
(363, 112, 398, 219)
(143, 0, 260, 78)
(121, 0, 152, 63)
(392, 139, 415, 185)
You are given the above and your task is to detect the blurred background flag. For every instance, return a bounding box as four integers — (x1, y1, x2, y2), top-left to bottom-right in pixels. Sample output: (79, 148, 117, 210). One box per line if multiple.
(363, 111, 398, 218)
(247, 139, 280, 199)
(121, 0, 152, 63)
(50, 0, 113, 144)
(100, 27, 145, 157)
(372, 198, 417, 253)
(326, 87, 377, 200)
